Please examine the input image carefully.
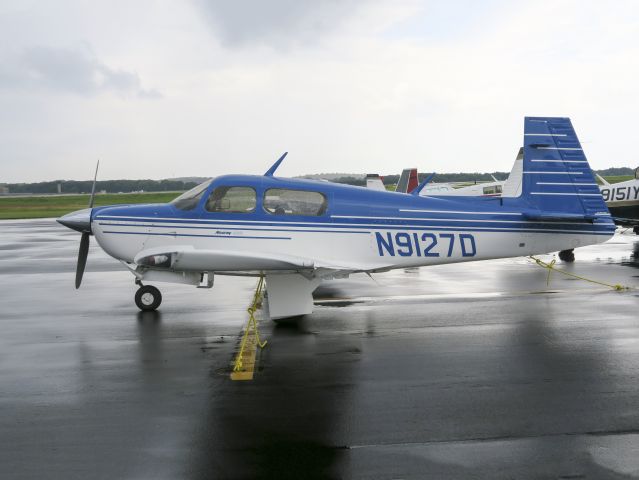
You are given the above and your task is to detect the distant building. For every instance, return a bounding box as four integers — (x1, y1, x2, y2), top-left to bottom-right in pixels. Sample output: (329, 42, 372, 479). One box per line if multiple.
(0, 185, 9, 195)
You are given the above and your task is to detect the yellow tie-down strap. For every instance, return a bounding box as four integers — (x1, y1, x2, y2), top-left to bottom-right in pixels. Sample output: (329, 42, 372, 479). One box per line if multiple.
(230, 276, 268, 381)
(529, 256, 631, 291)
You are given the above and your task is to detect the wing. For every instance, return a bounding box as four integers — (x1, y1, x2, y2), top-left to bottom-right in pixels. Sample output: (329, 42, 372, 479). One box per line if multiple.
(133, 245, 387, 278)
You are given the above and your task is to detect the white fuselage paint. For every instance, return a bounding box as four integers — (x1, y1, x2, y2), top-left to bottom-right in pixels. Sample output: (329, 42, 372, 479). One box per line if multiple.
(92, 215, 608, 273)
(600, 179, 639, 207)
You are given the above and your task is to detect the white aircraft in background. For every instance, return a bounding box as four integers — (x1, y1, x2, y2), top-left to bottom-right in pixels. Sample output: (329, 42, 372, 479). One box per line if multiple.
(367, 149, 524, 197)
(598, 169, 639, 234)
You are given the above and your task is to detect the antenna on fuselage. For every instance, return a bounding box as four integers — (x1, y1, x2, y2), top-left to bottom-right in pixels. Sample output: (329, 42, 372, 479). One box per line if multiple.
(411, 172, 436, 196)
(264, 152, 288, 176)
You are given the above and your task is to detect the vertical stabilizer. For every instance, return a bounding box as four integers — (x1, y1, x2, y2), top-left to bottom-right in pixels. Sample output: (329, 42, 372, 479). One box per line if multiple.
(521, 117, 608, 220)
(366, 174, 386, 191)
(396, 168, 418, 193)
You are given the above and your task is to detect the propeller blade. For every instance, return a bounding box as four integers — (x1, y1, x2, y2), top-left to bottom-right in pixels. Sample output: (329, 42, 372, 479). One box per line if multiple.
(75, 232, 90, 289)
(88, 160, 100, 208)
(72, 161, 98, 288)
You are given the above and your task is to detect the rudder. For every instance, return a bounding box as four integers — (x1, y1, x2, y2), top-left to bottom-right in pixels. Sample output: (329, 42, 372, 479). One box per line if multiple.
(521, 117, 609, 220)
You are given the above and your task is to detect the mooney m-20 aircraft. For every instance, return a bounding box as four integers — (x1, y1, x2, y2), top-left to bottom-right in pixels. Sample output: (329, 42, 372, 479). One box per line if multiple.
(58, 117, 615, 319)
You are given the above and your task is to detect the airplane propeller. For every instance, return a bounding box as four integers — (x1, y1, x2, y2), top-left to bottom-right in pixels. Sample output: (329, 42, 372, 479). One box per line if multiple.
(76, 229, 90, 288)
(76, 160, 100, 288)
(58, 160, 99, 289)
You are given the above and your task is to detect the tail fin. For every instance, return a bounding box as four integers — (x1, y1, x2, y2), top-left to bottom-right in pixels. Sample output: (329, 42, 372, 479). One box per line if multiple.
(366, 174, 386, 191)
(501, 147, 524, 197)
(396, 168, 419, 193)
(520, 117, 609, 221)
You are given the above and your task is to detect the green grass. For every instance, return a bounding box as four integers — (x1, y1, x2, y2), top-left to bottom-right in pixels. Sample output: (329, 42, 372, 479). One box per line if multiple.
(602, 175, 634, 184)
(0, 192, 180, 219)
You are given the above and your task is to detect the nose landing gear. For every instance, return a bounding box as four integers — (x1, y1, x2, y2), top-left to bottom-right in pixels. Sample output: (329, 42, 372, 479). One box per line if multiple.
(135, 284, 162, 311)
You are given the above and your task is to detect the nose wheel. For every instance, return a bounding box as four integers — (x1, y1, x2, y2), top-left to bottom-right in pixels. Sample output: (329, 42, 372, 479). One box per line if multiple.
(135, 285, 162, 311)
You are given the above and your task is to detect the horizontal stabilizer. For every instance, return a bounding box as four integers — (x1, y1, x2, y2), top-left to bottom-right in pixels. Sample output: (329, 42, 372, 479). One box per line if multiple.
(610, 216, 639, 227)
(522, 210, 596, 222)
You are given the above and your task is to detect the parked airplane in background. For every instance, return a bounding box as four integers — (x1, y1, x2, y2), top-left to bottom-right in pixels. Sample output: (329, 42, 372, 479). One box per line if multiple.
(598, 170, 639, 234)
(369, 150, 524, 197)
(366, 170, 419, 192)
(58, 117, 615, 319)
(366, 174, 387, 191)
(395, 168, 420, 193)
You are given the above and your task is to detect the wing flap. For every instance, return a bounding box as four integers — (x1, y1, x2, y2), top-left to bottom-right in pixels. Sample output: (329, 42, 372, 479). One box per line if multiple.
(134, 246, 315, 272)
(133, 246, 389, 276)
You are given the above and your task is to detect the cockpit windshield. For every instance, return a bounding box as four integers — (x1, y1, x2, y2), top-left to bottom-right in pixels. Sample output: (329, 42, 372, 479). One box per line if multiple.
(171, 179, 213, 210)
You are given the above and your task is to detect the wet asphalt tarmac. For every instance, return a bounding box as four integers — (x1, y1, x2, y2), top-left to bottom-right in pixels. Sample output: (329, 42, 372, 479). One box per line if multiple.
(1, 219, 639, 479)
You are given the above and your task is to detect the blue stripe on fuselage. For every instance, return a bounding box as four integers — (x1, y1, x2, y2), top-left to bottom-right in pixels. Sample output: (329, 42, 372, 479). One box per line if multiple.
(95, 217, 614, 235)
(97, 221, 613, 236)
(97, 222, 371, 234)
(92, 173, 616, 238)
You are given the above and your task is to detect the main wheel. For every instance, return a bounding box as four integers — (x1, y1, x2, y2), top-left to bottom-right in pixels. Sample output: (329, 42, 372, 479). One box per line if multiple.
(135, 285, 162, 311)
(558, 249, 575, 263)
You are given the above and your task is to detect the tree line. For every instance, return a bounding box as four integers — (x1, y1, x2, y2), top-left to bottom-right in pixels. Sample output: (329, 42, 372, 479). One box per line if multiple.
(2, 167, 635, 193)
(330, 167, 635, 187)
(4, 179, 200, 194)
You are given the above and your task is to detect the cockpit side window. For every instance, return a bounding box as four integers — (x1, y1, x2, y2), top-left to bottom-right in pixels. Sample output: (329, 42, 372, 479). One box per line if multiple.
(171, 179, 212, 211)
(205, 186, 256, 213)
(263, 188, 327, 216)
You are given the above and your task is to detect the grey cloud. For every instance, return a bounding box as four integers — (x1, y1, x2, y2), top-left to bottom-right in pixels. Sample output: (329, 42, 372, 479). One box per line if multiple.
(193, 0, 371, 48)
(0, 46, 161, 98)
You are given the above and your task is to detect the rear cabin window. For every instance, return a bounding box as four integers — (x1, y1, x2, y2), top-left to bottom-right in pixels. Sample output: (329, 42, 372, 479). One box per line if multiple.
(263, 188, 327, 216)
(205, 186, 256, 213)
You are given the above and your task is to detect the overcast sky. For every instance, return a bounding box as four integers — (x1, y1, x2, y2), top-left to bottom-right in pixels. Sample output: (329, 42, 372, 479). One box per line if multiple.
(1, 0, 638, 182)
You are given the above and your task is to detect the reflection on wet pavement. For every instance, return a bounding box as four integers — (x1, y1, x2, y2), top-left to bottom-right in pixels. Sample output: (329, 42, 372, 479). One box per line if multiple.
(1, 220, 639, 479)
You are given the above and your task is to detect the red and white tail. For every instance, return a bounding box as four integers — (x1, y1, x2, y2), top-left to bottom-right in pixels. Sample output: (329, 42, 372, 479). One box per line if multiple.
(396, 168, 419, 193)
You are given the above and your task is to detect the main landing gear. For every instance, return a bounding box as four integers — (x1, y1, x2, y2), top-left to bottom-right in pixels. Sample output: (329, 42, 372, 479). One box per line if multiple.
(558, 249, 575, 263)
(135, 282, 162, 311)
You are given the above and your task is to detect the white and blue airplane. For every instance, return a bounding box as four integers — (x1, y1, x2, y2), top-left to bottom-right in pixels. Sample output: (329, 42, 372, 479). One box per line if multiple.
(58, 117, 615, 319)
